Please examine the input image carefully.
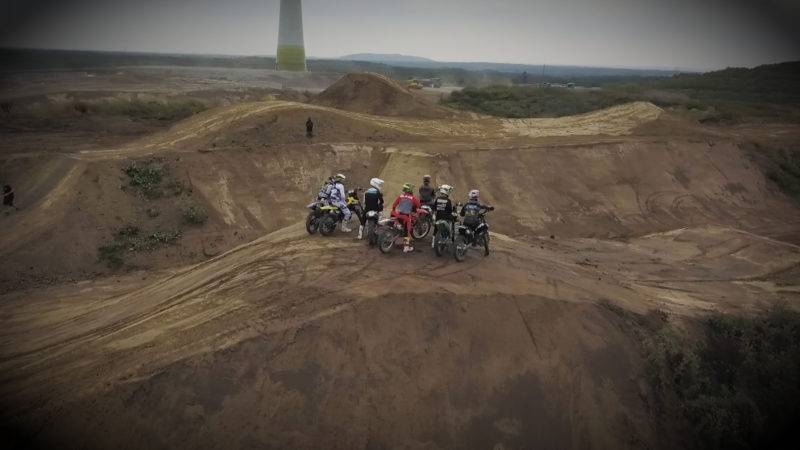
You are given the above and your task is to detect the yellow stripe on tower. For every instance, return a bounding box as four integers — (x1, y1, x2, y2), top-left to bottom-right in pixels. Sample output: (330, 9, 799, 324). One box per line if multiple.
(277, 45, 306, 72)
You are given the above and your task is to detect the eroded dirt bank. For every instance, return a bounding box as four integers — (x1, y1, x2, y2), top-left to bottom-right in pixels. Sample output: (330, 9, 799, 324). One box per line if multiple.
(1, 73, 799, 449)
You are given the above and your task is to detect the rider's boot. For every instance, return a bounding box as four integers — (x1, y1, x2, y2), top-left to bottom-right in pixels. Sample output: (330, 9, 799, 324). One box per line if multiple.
(403, 237, 414, 253)
(341, 219, 353, 233)
(357, 225, 364, 239)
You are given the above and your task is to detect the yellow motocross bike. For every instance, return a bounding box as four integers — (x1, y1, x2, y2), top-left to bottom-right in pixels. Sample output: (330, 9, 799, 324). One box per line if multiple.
(318, 189, 363, 236)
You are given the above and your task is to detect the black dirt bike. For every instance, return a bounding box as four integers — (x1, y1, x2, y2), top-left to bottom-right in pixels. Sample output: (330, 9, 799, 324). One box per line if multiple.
(432, 219, 457, 257)
(319, 189, 363, 236)
(453, 206, 493, 262)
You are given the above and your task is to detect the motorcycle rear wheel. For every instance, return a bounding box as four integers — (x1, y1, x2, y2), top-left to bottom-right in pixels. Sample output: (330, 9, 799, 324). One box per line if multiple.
(434, 235, 448, 257)
(305, 211, 319, 235)
(319, 215, 338, 236)
(379, 229, 396, 253)
(366, 221, 377, 246)
(454, 236, 468, 262)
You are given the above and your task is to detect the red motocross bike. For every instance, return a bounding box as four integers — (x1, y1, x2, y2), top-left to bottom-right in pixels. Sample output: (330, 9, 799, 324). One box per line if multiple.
(377, 205, 433, 253)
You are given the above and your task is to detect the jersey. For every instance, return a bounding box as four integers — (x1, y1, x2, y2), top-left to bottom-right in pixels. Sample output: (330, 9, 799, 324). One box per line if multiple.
(434, 196, 454, 221)
(459, 201, 489, 226)
(419, 184, 435, 205)
(329, 182, 346, 202)
(393, 193, 421, 215)
(363, 188, 384, 212)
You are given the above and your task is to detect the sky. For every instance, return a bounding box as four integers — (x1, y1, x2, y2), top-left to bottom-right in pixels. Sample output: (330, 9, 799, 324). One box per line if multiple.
(1, 0, 798, 71)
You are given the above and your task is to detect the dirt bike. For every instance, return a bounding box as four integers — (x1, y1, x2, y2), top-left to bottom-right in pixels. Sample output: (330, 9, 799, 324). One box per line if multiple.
(305, 199, 326, 234)
(432, 219, 457, 257)
(363, 210, 382, 246)
(453, 206, 493, 262)
(319, 189, 363, 236)
(377, 206, 432, 253)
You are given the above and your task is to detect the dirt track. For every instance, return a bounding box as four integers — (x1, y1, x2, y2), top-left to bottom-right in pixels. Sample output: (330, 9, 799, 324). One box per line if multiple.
(1, 72, 799, 449)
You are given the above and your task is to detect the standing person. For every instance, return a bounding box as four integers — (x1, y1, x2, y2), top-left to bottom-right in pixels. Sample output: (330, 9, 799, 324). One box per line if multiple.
(329, 173, 353, 232)
(391, 183, 421, 253)
(306, 117, 314, 138)
(418, 174, 436, 208)
(432, 184, 455, 248)
(359, 177, 384, 240)
(2, 184, 14, 207)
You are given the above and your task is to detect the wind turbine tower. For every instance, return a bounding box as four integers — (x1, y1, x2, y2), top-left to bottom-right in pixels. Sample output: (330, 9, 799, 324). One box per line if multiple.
(276, 0, 306, 71)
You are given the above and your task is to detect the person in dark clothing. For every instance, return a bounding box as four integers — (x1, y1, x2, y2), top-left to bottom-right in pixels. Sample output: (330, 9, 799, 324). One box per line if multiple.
(306, 117, 313, 138)
(2, 184, 14, 207)
(431, 184, 455, 248)
(459, 189, 494, 230)
(359, 177, 384, 239)
(418, 174, 436, 208)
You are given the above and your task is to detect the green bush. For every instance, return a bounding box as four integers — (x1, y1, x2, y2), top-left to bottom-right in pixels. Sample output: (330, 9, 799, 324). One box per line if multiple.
(645, 306, 800, 449)
(764, 150, 800, 198)
(441, 85, 632, 118)
(181, 204, 208, 225)
(98, 228, 182, 268)
(123, 158, 165, 198)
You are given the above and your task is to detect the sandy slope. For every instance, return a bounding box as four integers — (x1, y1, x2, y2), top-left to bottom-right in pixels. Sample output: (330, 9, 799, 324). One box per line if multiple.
(0, 73, 799, 449)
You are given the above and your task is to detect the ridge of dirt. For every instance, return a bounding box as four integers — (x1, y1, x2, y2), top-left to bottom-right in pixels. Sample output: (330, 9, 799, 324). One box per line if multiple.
(1, 222, 797, 449)
(313, 72, 455, 118)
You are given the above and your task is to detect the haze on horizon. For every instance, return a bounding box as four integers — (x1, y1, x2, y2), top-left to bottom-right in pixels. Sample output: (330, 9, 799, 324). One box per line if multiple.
(1, 0, 798, 71)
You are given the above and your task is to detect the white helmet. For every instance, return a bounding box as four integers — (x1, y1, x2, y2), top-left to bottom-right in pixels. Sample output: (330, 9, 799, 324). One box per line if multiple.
(439, 184, 452, 196)
(334, 173, 346, 182)
(370, 177, 384, 191)
(468, 189, 479, 201)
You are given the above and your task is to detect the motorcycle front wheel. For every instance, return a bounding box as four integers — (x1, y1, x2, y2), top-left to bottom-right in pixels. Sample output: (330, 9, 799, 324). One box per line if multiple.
(319, 215, 338, 236)
(483, 232, 490, 256)
(411, 216, 432, 240)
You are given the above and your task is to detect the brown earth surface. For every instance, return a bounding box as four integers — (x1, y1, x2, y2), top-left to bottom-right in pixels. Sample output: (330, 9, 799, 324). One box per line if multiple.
(1, 68, 799, 449)
(313, 72, 457, 119)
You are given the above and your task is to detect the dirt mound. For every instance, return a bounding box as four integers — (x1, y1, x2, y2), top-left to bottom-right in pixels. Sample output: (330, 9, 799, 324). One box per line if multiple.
(313, 72, 453, 118)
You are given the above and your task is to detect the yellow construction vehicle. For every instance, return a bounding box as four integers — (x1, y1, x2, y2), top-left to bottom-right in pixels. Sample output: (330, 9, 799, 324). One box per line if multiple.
(405, 78, 423, 89)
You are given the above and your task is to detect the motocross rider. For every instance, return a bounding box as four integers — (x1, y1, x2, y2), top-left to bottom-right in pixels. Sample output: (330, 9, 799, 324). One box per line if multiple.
(418, 174, 436, 208)
(329, 173, 353, 232)
(359, 177, 384, 239)
(391, 183, 421, 253)
(316, 175, 336, 203)
(432, 184, 455, 248)
(459, 189, 494, 238)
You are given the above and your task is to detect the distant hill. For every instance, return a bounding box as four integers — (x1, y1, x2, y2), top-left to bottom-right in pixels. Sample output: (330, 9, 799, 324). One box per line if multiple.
(340, 53, 436, 63)
(0, 47, 684, 80)
(337, 54, 681, 77)
(658, 61, 800, 95)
